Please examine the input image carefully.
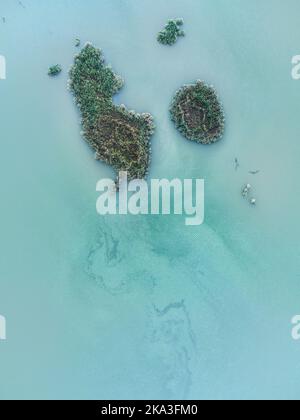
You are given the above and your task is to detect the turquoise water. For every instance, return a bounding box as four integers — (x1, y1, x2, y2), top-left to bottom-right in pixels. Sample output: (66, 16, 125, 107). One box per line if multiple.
(0, 0, 300, 400)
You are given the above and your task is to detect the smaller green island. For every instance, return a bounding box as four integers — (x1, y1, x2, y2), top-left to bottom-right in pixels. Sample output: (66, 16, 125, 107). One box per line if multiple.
(48, 64, 62, 77)
(69, 43, 155, 181)
(170, 80, 225, 145)
(157, 19, 185, 46)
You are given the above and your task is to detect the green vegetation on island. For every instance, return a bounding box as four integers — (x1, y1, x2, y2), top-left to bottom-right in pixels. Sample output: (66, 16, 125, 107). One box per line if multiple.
(242, 184, 256, 206)
(48, 64, 62, 76)
(170, 80, 225, 145)
(157, 19, 185, 46)
(69, 43, 155, 180)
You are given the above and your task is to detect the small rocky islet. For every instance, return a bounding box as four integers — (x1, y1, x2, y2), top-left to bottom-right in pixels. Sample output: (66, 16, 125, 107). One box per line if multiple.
(170, 80, 225, 145)
(69, 43, 155, 181)
(54, 30, 225, 180)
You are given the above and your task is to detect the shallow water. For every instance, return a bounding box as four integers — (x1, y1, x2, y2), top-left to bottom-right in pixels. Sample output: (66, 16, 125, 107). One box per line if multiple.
(0, 0, 300, 399)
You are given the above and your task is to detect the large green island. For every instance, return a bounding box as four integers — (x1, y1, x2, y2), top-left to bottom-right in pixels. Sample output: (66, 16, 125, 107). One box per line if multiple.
(69, 43, 155, 180)
(170, 80, 225, 145)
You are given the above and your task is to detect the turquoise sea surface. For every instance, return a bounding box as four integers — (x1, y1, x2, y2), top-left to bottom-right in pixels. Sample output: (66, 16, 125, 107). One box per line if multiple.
(0, 0, 300, 400)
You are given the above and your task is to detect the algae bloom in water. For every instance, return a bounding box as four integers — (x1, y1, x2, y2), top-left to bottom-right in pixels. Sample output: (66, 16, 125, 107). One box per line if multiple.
(69, 43, 155, 180)
(170, 81, 225, 145)
(48, 64, 62, 76)
(157, 19, 185, 46)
